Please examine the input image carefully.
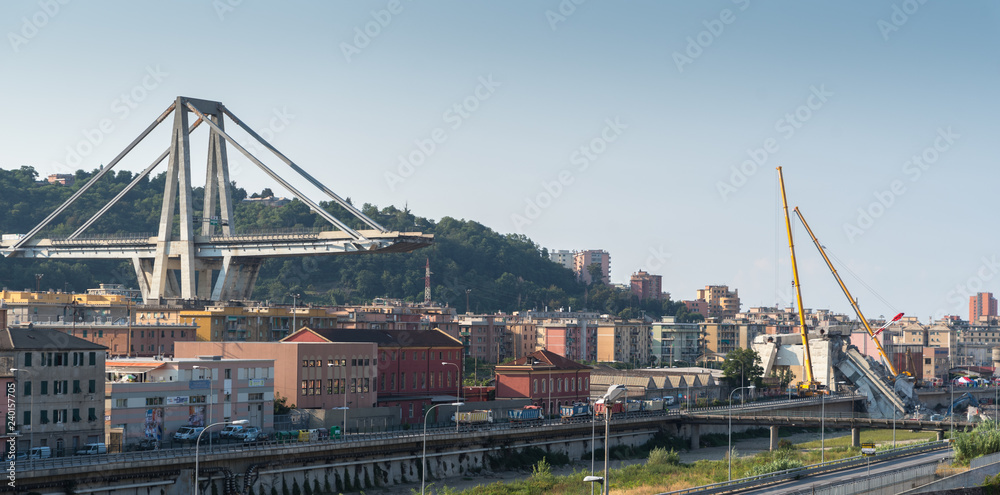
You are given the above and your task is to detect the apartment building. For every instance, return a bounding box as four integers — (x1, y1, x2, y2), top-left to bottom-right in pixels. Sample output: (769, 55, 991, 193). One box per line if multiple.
(630, 270, 663, 301)
(106, 356, 274, 449)
(2, 326, 106, 457)
(573, 250, 611, 285)
(596, 318, 651, 365)
(651, 316, 700, 365)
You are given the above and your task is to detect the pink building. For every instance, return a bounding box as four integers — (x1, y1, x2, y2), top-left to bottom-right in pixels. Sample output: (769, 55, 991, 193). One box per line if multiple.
(106, 356, 274, 448)
(574, 250, 611, 285)
(536, 320, 597, 362)
(174, 340, 378, 411)
(970, 292, 998, 323)
(630, 270, 663, 301)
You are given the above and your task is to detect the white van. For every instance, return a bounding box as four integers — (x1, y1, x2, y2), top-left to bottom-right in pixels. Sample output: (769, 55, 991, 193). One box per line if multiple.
(28, 446, 51, 459)
(75, 443, 107, 455)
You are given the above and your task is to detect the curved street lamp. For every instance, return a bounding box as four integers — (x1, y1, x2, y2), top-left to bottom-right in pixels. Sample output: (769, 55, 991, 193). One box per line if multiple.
(442, 361, 461, 432)
(728, 384, 755, 481)
(422, 402, 464, 495)
(195, 419, 247, 495)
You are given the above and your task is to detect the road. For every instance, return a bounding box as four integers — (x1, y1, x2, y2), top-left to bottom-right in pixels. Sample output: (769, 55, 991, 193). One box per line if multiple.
(738, 449, 951, 494)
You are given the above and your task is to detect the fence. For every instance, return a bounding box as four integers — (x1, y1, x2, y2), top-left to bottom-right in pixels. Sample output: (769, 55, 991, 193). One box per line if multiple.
(787, 463, 937, 495)
(971, 450, 1000, 469)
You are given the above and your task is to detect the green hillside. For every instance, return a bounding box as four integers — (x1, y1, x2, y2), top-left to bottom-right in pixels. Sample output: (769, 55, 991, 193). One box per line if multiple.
(0, 166, 697, 320)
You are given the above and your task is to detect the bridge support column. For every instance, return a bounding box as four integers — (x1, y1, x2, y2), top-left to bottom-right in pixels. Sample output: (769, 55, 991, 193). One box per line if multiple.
(770, 425, 779, 451)
(937, 430, 945, 441)
(690, 424, 699, 450)
(851, 427, 861, 447)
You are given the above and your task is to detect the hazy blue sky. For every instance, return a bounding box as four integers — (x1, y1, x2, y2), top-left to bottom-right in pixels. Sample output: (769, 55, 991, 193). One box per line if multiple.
(1, 1, 997, 321)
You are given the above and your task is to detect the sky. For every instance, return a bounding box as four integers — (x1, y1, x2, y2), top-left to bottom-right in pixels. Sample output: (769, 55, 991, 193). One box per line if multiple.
(0, 1, 997, 322)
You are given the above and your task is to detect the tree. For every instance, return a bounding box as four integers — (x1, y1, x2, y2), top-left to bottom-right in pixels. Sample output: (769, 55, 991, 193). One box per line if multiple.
(274, 391, 295, 415)
(770, 367, 794, 389)
(722, 348, 763, 389)
(586, 263, 603, 285)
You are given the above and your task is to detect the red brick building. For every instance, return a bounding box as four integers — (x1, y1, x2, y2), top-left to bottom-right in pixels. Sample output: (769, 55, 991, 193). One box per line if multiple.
(494, 349, 591, 415)
(291, 328, 464, 424)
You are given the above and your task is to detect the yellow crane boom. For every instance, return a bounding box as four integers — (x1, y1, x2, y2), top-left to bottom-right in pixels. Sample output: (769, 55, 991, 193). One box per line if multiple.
(776, 167, 817, 389)
(792, 206, 899, 378)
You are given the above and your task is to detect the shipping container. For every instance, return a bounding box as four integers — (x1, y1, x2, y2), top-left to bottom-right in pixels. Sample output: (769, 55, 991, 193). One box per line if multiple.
(453, 410, 494, 424)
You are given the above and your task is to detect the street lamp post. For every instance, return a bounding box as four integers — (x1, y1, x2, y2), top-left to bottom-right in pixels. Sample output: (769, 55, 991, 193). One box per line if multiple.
(10, 368, 32, 468)
(442, 362, 461, 432)
(422, 402, 464, 495)
(728, 385, 755, 481)
(193, 366, 214, 450)
(289, 293, 300, 333)
(328, 362, 348, 436)
(195, 419, 247, 495)
(597, 384, 627, 495)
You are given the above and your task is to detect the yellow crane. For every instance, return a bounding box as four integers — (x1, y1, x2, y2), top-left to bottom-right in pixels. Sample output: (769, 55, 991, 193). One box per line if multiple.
(792, 206, 900, 378)
(776, 167, 823, 396)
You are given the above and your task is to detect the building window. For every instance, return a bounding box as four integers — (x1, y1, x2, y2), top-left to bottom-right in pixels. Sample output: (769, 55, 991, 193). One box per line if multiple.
(89, 352, 96, 366)
(145, 397, 163, 406)
(533, 379, 538, 394)
(73, 380, 81, 394)
(40, 381, 47, 395)
(400, 372, 406, 390)
(23, 381, 31, 396)
(88, 408, 96, 421)
(40, 410, 48, 424)
(249, 393, 263, 400)
(72, 409, 81, 422)
(408, 403, 414, 418)
(190, 396, 206, 404)
(89, 380, 95, 394)
(22, 411, 29, 426)
(114, 399, 127, 408)
(23, 352, 31, 367)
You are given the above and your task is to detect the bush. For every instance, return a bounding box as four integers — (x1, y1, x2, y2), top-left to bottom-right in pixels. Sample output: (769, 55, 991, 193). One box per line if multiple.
(777, 439, 793, 450)
(647, 447, 680, 466)
(954, 421, 1000, 465)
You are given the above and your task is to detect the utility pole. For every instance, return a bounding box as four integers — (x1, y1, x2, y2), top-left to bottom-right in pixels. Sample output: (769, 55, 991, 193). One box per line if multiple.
(424, 258, 431, 304)
(465, 289, 472, 314)
(34, 273, 43, 292)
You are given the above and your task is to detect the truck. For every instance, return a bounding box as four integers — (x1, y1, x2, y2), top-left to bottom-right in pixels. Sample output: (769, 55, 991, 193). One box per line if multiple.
(593, 401, 624, 417)
(641, 399, 665, 413)
(560, 403, 592, 421)
(508, 405, 543, 422)
(453, 410, 493, 424)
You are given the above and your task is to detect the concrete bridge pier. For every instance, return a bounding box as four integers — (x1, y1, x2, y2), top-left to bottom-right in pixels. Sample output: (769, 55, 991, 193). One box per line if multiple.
(690, 424, 700, 450)
(851, 427, 861, 447)
(937, 430, 945, 441)
(770, 426, 779, 451)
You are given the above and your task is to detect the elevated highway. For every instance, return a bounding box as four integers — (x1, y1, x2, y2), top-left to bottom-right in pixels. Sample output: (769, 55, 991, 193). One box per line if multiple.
(9, 394, 974, 494)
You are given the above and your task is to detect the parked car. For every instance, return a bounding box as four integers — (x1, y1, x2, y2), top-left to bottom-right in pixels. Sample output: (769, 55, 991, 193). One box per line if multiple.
(239, 427, 261, 440)
(174, 426, 205, 442)
(243, 428, 269, 443)
(219, 424, 246, 439)
(25, 446, 51, 459)
(75, 443, 107, 455)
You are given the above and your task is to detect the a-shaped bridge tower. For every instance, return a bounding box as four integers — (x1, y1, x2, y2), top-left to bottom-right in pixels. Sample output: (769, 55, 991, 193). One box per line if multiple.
(1, 97, 432, 304)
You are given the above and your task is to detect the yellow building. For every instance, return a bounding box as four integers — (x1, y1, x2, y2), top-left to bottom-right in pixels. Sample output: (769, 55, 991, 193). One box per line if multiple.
(596, 318, 651, 365)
